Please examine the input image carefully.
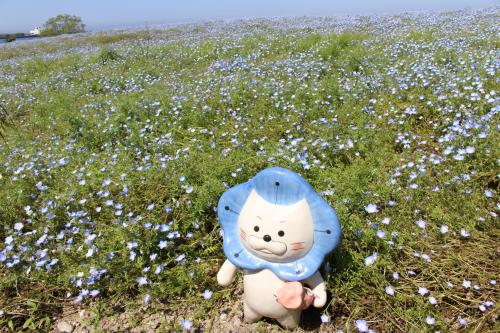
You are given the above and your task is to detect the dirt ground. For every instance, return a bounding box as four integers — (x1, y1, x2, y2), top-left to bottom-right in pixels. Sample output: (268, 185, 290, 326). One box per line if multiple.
(50, 285, 346, 333)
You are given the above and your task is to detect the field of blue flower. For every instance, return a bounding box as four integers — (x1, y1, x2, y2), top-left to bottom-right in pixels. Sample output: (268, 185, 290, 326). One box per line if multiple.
(0, 7, 498, 332)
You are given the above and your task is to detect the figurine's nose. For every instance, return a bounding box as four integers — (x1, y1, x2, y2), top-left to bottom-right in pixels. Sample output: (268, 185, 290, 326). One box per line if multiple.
(263, 235, 272, 242)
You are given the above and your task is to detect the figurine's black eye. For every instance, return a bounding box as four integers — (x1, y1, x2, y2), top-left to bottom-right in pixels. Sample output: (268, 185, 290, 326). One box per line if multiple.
(254, 226, 259, 232)
(278, 230, 285, 237)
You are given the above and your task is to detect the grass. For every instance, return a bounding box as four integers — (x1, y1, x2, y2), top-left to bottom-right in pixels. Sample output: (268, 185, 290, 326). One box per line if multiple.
(0, 8, 499, 332)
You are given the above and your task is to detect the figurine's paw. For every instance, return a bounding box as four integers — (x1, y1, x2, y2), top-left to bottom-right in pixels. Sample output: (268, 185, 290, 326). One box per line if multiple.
(216, 272, 233, 286)
(217, 260, 237, 286)
(313, 291, 327, 308)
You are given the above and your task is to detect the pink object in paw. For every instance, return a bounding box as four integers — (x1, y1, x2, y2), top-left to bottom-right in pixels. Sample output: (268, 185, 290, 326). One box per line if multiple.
(276, 282, 315, 310)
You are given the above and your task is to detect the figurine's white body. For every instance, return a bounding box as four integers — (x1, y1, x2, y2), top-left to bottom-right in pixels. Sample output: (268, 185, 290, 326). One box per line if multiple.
(217, 190, 327, 329)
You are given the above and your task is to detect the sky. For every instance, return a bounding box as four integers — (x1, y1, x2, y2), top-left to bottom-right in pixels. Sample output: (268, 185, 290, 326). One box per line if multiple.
(0, 0, 497, 33)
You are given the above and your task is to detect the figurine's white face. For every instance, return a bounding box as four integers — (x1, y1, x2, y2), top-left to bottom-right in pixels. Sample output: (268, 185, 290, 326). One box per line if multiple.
(238, 190, 314, 263)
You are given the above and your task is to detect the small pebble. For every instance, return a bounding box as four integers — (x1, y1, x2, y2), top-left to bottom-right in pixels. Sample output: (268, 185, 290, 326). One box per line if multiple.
(57, 321, 74, 333)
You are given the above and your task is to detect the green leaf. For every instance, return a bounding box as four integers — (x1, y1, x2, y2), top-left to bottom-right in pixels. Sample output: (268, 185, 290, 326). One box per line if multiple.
(22, 317, 33, 329)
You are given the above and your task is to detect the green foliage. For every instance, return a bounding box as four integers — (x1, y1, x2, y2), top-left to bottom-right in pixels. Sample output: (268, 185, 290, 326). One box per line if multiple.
(41, 14, 85, 36)
(97, 47, 122, 64)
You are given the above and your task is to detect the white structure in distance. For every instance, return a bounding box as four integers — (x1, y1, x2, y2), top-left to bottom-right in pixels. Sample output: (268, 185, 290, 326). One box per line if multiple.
(29, 27, 41, 36)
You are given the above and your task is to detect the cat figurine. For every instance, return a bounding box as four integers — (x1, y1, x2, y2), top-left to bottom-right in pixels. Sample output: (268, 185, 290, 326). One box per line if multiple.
(217, 167, 341, 329)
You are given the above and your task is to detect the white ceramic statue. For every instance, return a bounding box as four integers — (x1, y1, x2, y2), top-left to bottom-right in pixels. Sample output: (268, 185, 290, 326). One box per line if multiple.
(217, 167, 341, 329)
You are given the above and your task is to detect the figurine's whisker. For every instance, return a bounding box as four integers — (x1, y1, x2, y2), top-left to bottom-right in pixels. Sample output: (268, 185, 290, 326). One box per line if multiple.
(315, 229, 332, 234)
(224, 205, 240, 215)
(294, 260, 302, 274)
(233, 248, 244, 258)
(274, 181, 280, 203)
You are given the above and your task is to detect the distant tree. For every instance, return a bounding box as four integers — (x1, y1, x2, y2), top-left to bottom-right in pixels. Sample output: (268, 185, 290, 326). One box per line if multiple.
(41, 14, 85, 36)
(5, 34, 16, 42)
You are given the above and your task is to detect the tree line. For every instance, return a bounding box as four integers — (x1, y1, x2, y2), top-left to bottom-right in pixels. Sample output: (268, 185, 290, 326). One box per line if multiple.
(2, 14, 85, 42)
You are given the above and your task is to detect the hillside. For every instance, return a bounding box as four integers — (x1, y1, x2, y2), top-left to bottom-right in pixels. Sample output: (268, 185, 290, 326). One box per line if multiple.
(0, 8, 498, 332)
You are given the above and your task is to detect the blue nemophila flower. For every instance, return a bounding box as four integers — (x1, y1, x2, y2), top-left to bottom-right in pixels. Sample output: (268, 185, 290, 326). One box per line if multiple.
(154, 265, 164, 274)
(202, 289, 213, 300)
(35, 234, 48, 246)
(365, 252, 377, 266)
(157, 223, 170, 232)
(392, 272, 400, 280)
(458, 317, 467, 326)
(181, 319, 192, 331)
(102, 178, 112, 186)
(85, 248, 95, 258)
(429, 296, 437, 305)
(144, 294, 151, 305)
(416, 219, 426, 229)
(167, 231, 180, 239)
(13, 223, 23, 231)
(137, 276, 148, 286)
(364, 204, 378, 214)
(97, 191, 110, 198)
(5, 235, 14, 245)
(418, 287, 429, 296)
(127, 241, 138, 249)
(385, 285, 395, 296)
(147, 203, 155, 210)
(465, 146, 475, 154)
(320, 314, 329, 323)
(85, 234, 97, 244)
(355, 319, 369, 332)
(460, 229, 470, 237)
(440, 225, 449, 234)
(158, 241, 168, 249)
(425, 316, 435, 325)
(90, 290, 100, 297)
(24, 206, 33, 216)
